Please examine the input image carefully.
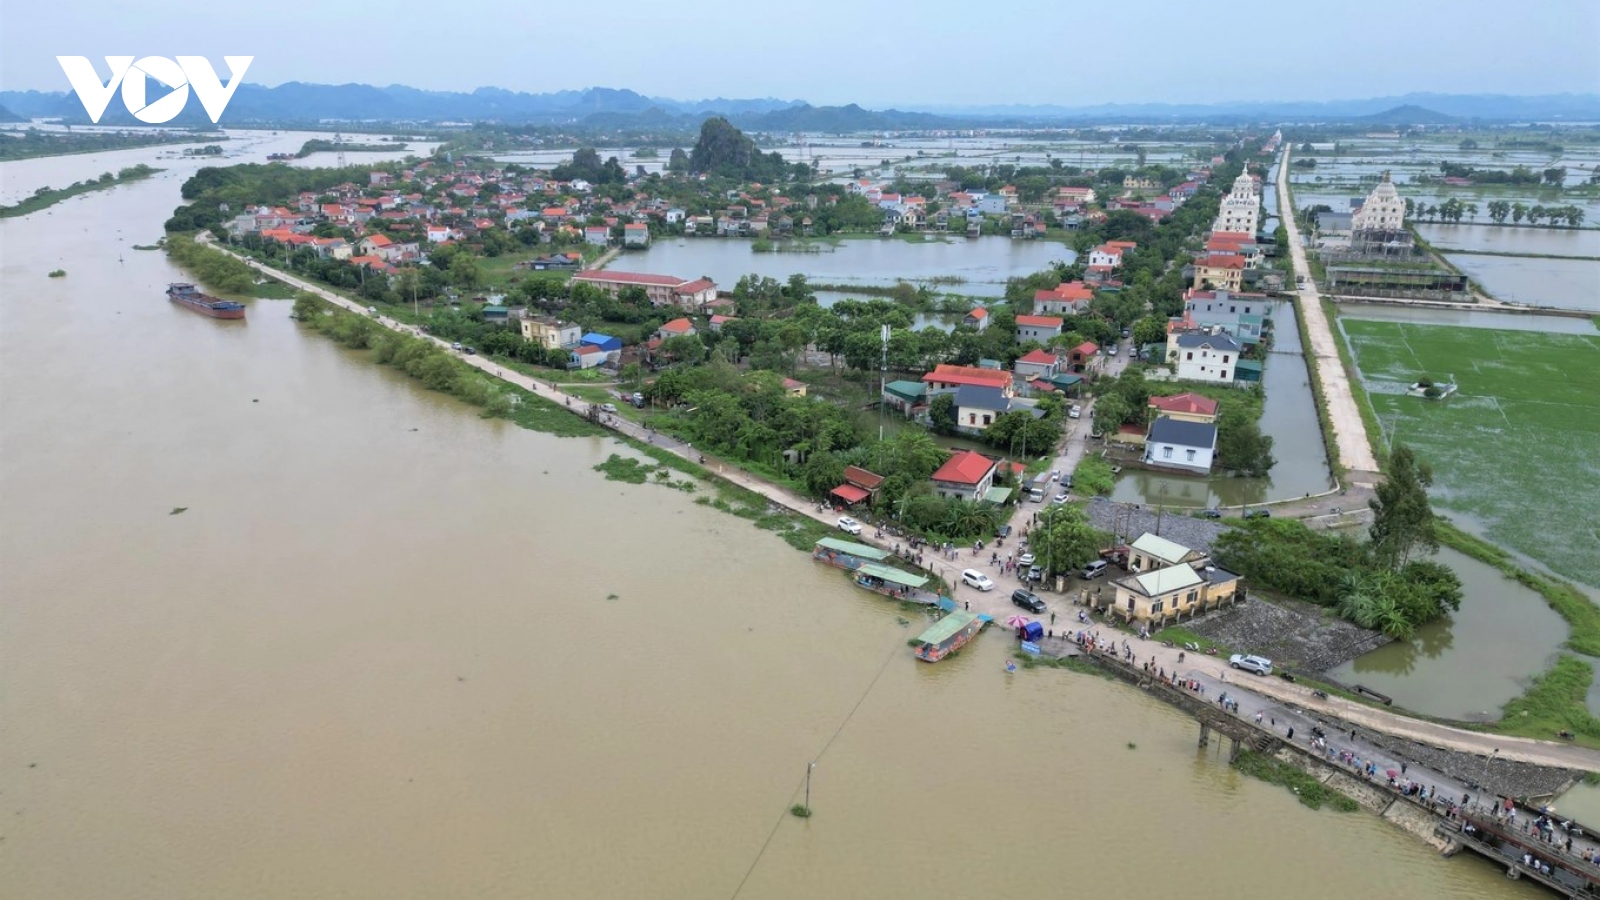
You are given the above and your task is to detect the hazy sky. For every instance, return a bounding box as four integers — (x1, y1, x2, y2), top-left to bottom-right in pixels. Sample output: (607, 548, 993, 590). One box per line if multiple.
(3, 0, 1597, 105)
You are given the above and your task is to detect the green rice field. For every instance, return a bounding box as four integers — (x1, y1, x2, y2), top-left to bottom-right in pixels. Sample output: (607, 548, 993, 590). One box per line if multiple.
(1339, 319, 1600, 588)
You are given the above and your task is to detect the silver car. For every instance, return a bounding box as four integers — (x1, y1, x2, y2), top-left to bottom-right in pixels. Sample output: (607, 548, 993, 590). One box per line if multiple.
(1229, 654, 1274, 676)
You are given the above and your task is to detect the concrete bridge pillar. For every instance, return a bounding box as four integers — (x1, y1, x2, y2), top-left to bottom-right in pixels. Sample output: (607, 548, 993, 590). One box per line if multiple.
(1198, 722, 1210, 748)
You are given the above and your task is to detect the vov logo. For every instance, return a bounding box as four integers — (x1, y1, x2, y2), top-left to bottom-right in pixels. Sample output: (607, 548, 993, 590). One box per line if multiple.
(56, 56, 253, 124)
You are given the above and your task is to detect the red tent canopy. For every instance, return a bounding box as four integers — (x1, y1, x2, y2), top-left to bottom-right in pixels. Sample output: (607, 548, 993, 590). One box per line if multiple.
(830, 484, 870, 504)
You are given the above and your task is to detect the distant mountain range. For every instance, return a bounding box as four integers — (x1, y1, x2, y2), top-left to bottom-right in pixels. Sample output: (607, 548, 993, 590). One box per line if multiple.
(0, 81, 1594, 128)
(908, 92, 1600, 122)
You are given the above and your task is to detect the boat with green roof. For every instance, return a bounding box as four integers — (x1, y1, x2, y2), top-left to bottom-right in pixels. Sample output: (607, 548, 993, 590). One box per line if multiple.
(912, 610, 984, 662)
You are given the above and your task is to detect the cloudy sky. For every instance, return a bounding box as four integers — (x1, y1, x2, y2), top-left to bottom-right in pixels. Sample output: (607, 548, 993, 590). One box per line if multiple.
(3, 0, 1596, 105)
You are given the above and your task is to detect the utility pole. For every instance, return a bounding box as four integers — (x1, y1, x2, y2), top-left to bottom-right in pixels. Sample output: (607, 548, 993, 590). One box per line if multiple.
(879, 323, 889, 441)
(804, 761, 816, 813)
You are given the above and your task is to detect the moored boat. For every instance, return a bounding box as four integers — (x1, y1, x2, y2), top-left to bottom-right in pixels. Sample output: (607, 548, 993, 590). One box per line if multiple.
(167, 283, 245, 319)
(912, 610, 983, 662)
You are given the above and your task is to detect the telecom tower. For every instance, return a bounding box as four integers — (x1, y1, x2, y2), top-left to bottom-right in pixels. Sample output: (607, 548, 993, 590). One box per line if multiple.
(334, 132, 346, 168)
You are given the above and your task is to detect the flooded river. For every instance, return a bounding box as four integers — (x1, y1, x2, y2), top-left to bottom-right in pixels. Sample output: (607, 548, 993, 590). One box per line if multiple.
(0, 136, 1541, 898)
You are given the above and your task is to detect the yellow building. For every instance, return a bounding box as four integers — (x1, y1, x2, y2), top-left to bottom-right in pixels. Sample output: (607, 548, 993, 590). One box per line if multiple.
(1191, 254, 1246, 291)
(1105, 532, 1242, 626)
(1127, 532, 1206, 573)
(521, 316, 581, 349)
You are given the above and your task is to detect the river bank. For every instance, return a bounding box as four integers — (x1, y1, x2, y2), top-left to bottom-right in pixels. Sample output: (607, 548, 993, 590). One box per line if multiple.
(189, 232, 1600, 770)
(0, 164, 159, 218)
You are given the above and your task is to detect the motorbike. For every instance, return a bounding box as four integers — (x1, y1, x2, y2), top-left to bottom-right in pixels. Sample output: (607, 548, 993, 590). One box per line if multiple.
(1311, 689, 1329, 700)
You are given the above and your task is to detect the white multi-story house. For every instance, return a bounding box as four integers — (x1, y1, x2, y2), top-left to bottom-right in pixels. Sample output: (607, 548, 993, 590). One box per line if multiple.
(1167, 330, 1243, 383)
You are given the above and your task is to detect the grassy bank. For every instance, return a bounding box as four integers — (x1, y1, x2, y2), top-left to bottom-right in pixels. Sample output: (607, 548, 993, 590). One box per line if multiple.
(166, 234, 263, 296)
(1496, 655, 1600, 743)
(292, 293, 834, 555)
(1439, 522, 1600, 657)
(1425, 247, 1600, 263)
(1324, 301, 1387, 460)
(0, 164, 159, 218)
(1232, 750, 1359, 812)
(1292, 294, 1348, 481)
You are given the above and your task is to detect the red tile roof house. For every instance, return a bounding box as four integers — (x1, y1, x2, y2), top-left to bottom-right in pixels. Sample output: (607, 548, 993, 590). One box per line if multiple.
(1147, 392, 1220, 423)
(829, 465, 884, 507)
(964, 307, 989, 330)
(1069, 341, 1099, 373)
(1033, 280, 1093, 316)
(929, 450, 1000, 501)
(1013, 348, 1060, 380)
(921, 364, 1014, 396)
(570, 271, 718, 309)
(708, 314, 738, 332)
(655, 317, 696, 340)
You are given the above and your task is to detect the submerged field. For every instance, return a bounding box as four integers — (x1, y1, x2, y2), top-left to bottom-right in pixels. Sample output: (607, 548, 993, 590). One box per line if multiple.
(1339, 319, 1600, 587)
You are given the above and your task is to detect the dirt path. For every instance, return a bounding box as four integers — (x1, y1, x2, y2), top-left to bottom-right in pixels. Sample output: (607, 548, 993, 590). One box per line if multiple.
(1276, 149, 1381, 480)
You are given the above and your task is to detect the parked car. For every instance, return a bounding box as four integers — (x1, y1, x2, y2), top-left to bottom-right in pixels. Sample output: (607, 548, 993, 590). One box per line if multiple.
(599, 403, 618, 414)
(1244, 508, 1272, 519)
(1108, 345, 1118, 356)
(451, 342, 463, 351)
(1049, 469, 1060, 482)
(1121, 328, 1131, 339)
(961, 569, 995, 591)
(1229, 654, 1274, 676)
(1080, 560, 1109, 579)
(996, 524, 1013, 539)
(1018, 552, 1036, 567)
(1053, 491, 1070, 504)
(1200, 508, 1223, 519)
(1028, 564, 1043, 581)
(1068, 406, 1082, 419)
(462, 346, 476, 355)
(836, 516, 862, 535)
(1061, 475, 1073, 489)
(1011, 589, 1046, 614)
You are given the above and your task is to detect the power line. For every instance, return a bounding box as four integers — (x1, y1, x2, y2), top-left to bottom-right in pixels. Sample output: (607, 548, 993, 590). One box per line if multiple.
(727, 633, 904, 900)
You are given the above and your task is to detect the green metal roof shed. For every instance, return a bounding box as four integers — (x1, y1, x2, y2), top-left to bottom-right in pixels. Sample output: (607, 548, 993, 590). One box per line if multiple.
(855, 562, 930, 589)
(814, 538, 889, 560)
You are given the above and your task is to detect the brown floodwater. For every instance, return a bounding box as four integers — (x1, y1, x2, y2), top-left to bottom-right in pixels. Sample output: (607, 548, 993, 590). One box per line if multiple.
(0, 136, 1542, 898)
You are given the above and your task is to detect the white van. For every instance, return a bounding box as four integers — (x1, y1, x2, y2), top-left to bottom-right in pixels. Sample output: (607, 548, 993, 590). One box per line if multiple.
(1080, 560, 1109, 579)
(1028, 488, 1045, 503)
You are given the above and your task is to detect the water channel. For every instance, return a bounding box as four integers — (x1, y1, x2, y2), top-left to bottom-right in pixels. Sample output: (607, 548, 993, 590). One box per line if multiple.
(1109, 299, 1333, 508)
(0, 133, 1543, 898)
(1328, 546, 1569, 721)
